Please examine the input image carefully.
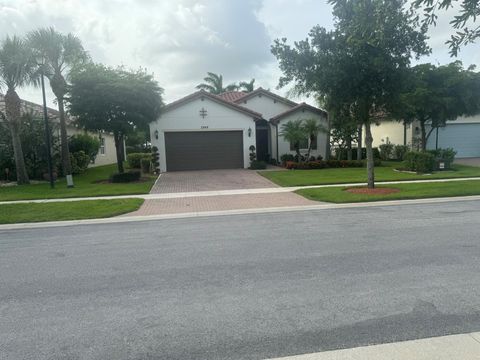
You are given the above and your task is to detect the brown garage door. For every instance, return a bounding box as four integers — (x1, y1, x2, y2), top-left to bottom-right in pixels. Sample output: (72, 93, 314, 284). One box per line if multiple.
(165, 131, 244, 171)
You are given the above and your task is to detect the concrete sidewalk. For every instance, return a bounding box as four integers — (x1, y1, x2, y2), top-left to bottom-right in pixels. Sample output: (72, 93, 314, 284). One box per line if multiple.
(267, 332, 480, 360)
(2, 176, 480, 205)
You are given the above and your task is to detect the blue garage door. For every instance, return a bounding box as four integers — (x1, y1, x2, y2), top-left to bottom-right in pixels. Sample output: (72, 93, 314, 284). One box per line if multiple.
(427, 123, 480, 158)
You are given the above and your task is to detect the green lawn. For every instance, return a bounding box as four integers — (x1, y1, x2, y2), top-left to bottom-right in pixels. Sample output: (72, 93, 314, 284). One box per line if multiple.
(260, 162, 480, 187)
(0, 198, 144, 224)
(297, 180, 480, 203)
(0, 164, 156, 201)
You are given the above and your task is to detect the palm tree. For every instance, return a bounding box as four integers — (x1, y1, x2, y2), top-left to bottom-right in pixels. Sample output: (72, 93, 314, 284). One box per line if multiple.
(0, 35, 37, 185)
(302, 118, 327, 160)
(196, 72, 238, 94)
(239, 78, 255, 92)
(280, 119, 305, 160)
(27, 27, 88, 186)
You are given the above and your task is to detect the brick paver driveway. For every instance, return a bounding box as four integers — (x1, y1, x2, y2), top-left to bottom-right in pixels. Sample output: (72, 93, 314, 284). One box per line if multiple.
(126, 192, 317, 217)
(150, 169, 278, 193)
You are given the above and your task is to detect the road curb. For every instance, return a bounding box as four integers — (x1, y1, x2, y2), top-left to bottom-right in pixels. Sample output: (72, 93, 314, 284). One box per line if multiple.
(2, 194, 480, 231)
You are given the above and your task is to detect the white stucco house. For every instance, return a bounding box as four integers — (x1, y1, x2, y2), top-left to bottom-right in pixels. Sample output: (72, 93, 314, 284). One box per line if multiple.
(149, 88, 328, 172)
(365, 115, 480, 158)
(0, 94, 117, 167)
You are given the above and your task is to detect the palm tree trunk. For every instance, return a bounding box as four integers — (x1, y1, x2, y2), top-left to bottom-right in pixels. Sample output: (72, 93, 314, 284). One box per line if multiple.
(365, 122, 375, 189)
(5, 89, 29, 185)
(57, 98, 73, 176)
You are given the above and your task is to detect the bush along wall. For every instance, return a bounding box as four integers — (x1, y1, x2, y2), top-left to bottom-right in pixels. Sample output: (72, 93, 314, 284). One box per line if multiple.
(127, 153, 151, 169)
(285, 159, 381, 170)
(403, 151, 436, 173)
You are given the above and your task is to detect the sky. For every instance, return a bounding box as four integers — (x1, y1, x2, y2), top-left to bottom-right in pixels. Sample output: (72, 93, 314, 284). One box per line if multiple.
(1, 0, 479, 108)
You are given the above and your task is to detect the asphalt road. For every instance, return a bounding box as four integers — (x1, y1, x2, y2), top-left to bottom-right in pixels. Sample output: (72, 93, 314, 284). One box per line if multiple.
(1, 200, 480, 360)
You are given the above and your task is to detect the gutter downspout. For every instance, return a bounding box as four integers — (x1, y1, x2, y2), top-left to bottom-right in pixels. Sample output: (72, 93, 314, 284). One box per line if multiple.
(276, 123, 279, 162)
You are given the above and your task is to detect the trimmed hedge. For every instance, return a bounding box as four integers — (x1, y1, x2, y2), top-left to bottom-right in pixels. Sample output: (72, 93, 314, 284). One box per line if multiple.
(250, 160, 267, 170)
(127, 153, 151, 169)
(403, 151, 436, 173)
(285, 159, 381, 170)
(110, 170, 141, 183)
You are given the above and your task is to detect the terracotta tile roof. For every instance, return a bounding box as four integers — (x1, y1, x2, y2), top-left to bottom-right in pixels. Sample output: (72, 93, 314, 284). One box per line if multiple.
(270, 102, 328, 124)
(232, 87, 298, 107)
(217, 91, 247, 103)
(160, 90, 263, 121)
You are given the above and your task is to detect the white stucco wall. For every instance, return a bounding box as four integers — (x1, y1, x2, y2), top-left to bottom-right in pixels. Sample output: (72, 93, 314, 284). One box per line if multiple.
(276, 110, 329, 159)
(238, 94, 295, 161)
(64, 126, 117, 167)
(150, 96, 257, 172)
(239, 94, 294, 120)
(363, 121, 413, 147)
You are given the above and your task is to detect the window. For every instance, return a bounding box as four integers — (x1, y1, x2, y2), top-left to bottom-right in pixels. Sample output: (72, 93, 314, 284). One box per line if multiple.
(290, 138, 308, 151)
(310, 135, 317, 150)
(99, 137, 105, 155)
(290, 136, 316, 150)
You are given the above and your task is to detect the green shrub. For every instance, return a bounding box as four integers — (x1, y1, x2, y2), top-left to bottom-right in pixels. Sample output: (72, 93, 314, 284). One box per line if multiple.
(338, 147, 380, 160)
(110, 170, 141, 183)
(427, 148, 457, 170)
(151, 146, 160, 173)
(141, 158, 151, 173)
(249, 160, 267, 170)
(127, 153, 151, 169)
(280, 154, 295, 165)
(403, 151, 436, 173)
(285, 159, 376, 170)
(379, 143, 394, 160)
(393, 145, 409, 161)
(70, 151, 91, 174)
(69, 134, 100, 161)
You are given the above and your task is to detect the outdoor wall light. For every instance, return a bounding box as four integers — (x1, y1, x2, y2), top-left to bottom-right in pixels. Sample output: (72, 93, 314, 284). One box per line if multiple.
(154, 130, 159, 139)
(248, 127, 252, 137)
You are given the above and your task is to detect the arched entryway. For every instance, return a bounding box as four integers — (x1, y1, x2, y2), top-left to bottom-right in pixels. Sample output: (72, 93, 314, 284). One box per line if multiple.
(255, 119, 270, 162)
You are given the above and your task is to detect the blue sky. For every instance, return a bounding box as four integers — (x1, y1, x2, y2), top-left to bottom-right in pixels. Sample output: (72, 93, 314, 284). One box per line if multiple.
(0, 0, 478, 106)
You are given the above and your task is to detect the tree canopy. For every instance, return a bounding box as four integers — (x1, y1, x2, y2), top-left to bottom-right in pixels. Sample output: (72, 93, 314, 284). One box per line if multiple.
(413, 0, 480, 55)
(68, 64, 164, 173)
(272, 0, 429, 188)
(396, 61, 480, 149)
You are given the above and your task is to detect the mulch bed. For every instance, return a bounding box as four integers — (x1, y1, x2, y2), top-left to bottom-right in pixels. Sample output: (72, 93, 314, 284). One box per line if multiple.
(345, 187, 400, 195)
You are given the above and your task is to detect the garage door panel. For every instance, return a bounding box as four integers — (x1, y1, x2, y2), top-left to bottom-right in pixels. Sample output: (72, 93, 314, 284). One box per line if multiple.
(427, 124, 480, 158)
(165, 131, 243, 171)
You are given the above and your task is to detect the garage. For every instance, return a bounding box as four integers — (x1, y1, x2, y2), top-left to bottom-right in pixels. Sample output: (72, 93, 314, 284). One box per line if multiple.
(164, 131, 244, 171)
(427, 123, 480, 158)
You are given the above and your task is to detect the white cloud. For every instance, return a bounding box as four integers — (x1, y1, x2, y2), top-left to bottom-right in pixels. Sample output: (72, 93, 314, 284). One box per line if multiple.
(0, 0, 478, 109)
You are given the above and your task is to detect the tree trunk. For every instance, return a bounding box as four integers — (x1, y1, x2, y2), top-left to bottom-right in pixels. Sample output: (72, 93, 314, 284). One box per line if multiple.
(357, 124, 363, 161)
(347, 136, 352, 160)
(420, 120, 427, 151)
(57, 98, 73, 176)
(114, 131, 125, 173)
(5, 89, 29, 185)
(364, 122, 375, 189)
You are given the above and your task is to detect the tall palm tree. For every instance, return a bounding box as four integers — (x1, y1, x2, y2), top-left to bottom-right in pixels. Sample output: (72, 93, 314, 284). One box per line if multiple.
(0, 35, 37, 185)
(302, 118, 327, 160)
(196, 72, 238, 94)
(27, 27, 88, 186)
(239, 78, 255, 92)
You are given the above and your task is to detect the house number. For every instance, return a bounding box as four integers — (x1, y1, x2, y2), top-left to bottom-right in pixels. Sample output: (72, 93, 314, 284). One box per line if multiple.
(201, 126, 208, 129)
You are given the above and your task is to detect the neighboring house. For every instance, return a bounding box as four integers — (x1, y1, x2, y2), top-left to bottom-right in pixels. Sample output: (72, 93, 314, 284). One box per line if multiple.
(0, 94, 116, 167)
(366, 115, 480, 158)
(149, 88, 328, 172)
